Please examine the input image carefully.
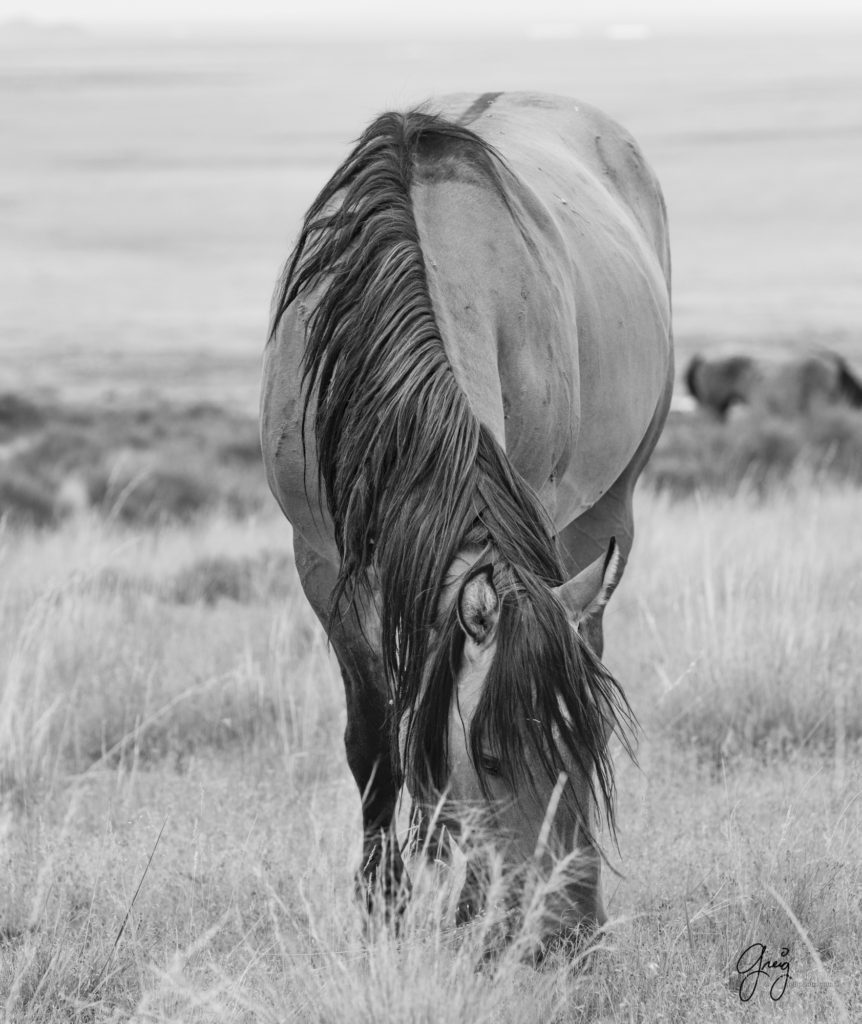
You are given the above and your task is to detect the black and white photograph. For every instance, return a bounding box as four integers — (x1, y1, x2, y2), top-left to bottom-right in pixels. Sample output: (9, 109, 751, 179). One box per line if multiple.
(1, 0, 860, 1019)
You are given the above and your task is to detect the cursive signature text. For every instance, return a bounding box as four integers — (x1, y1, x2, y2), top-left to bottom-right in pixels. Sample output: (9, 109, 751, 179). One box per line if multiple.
(736, 943, 792, 1001)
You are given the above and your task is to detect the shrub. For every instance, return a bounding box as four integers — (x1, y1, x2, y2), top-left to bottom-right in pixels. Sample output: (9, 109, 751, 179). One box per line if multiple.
(646, 406, 862, 496)
(0, 393, 43, 441)
(168, 550, 294, 605)
(0, 393, 272, 527)
(0, 473, 56, 527)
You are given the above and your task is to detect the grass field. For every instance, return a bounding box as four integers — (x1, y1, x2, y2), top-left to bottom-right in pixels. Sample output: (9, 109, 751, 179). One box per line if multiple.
(1, 484, 860, 1021)
(2, 20, 862, 1024)
(4, 388, 862, 527)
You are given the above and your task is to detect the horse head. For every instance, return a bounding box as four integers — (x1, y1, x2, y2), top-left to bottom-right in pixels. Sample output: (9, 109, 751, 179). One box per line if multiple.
(401, 540, 631, 953)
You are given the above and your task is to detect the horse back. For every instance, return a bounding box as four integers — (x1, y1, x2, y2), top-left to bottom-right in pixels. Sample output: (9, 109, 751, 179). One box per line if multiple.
(413, 92, 673, 525)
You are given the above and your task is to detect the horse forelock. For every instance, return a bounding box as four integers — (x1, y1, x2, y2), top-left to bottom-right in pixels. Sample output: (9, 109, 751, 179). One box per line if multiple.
(403, 541, 636, 842)
(273, 104, 631, 833)
(471, 564, 635, 839)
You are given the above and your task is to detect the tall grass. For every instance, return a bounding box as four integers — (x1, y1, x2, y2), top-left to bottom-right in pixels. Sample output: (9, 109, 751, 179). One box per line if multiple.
(1, 488, 860, 1021)
(0, 515, 330, 801)
(645, 405, 862, 496)
(607, 475, 862, 762)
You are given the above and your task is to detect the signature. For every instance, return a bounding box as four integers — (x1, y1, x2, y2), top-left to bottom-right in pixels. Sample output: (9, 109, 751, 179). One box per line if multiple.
(735, 943, 792, 1001)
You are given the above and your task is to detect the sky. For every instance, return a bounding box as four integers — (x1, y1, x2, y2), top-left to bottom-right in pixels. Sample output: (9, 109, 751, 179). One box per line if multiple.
(2, 0, 861, 28)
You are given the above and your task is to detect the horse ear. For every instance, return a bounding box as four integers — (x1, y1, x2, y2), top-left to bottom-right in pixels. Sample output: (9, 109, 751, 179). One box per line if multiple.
(554, 539, 623, 622)
(457, 565, 499, 644)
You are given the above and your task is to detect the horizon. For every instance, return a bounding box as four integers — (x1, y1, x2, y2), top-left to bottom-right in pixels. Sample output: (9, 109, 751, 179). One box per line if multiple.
(3, 0, 862, 34)
(3, 16, 862, 40)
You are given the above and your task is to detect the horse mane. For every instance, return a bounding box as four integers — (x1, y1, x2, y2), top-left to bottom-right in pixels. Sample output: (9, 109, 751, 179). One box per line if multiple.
(272, 108, 633, 832)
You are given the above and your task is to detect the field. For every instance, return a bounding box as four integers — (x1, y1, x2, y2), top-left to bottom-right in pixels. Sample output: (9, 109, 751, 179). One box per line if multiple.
(2, 484, 861, 1021)
(2, 20, 862, 1024)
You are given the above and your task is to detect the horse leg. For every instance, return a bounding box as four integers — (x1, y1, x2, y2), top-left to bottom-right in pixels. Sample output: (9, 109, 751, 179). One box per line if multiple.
(292, 535, 407, 914)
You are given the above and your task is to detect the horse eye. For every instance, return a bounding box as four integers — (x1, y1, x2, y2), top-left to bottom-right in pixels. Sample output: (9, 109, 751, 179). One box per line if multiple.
(480, 754, 502, 776)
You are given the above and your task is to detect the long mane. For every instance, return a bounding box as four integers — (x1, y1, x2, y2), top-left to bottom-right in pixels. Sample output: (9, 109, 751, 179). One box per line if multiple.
(271, 109, 633, 831)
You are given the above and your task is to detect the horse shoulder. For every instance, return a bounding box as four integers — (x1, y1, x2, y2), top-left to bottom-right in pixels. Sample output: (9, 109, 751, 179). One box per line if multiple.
(260, 297, 337, 560)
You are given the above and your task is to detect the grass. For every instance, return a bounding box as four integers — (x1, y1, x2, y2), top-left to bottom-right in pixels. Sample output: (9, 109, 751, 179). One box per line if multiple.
(0, 394, 268, 528)
(5, 390, 862, 530)
(645, 405, 862, 497)
(606, 479, 862, 762)
(1, 481, 860, 1021)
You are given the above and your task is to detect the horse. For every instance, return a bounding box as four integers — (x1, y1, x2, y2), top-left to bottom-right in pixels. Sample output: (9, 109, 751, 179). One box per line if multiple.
(260, 92, 673, 949)
(684, 350, 862, 420)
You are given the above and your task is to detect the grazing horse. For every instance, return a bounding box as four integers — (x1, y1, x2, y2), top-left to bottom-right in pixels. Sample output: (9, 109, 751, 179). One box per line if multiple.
(261, 92, 672, 947)
(685, 350, 862, 420)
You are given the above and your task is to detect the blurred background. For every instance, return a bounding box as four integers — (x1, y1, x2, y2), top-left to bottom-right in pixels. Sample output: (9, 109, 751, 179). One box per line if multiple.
(1, 0, 861, 520)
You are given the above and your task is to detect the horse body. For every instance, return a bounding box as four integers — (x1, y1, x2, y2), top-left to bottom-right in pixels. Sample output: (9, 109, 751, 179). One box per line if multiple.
(261, 92, 672, 944)
(685, 350, 862, 419)
(411, 93, 672, 531)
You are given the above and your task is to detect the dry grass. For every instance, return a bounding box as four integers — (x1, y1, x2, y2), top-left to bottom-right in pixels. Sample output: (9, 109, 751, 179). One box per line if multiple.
(607, 478, 862, 761)
(0, 394, 267, 527)
(1, 484, 860, 1021)
(646, 405, 862, 497)
(6, 391, 862, 537)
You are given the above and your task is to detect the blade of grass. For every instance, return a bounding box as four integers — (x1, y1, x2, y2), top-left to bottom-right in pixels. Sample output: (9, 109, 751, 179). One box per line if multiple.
(94, 816, 168, 990)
